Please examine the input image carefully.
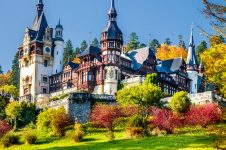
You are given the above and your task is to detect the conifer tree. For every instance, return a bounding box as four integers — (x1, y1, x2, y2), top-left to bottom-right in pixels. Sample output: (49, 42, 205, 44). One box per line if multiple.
(0, 65, 3, 74)
(149, 39, 160, 53)
(164, 38, 172, 45)
(80, 40, 88, 51)
(178, 35, 186, 49)
(92, 38, 100, 48)
(127, 32, 140, 51)
(63, 39, 74, 66)
(11, 52, 20, 89)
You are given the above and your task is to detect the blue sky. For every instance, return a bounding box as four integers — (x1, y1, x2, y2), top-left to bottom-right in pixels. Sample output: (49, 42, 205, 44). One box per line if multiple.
(0, 0, 214, 72)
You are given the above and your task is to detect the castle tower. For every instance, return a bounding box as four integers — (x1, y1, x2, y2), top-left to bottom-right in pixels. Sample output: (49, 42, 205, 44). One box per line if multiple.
(100, 0, 123, 95)
(186, 25, 199, 94)
(18, 0, 53, 102)
(53, 20, 64, 74)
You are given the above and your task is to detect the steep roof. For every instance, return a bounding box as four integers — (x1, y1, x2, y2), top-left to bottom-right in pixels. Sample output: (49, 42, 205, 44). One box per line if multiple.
(102, 21, 122, 39)
(66, 62, 79, 69)
(156, 57, 184, 73)
(79, 45, 101, 57)
(127, 47, 155, 70)
(32, 12, 48, 41)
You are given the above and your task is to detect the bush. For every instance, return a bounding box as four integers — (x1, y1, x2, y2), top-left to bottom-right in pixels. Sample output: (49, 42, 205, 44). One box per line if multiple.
(37, 107, 70, 136)
(0, 120, 11, 137)
(23, 132, 37, 145)
(121, 105, 141, 117)
(126, 127, 145, 138)
(151, 128, 167, 136)
(72, 123, 84, 142)
(59, 93, 69, 99)
(169, 91, 191, 114)
(91, 104, 123, 131)
(185, 103, 222, 127)
(152, 109, 182, 134)
(51, 107, 70, 137)
(49, 96, 60, 102)
(1, 133, 19, 147)
(105, 131, 115, 141)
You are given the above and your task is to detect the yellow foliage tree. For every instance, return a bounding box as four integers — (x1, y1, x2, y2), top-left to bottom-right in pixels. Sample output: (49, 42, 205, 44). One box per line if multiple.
(156, 44, 187, 61)
(0, 71, 12, 88)
(201, 43, 226, 97)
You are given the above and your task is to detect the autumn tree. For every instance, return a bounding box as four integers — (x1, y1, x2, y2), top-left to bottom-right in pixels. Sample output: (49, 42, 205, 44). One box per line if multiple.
(11, 52, 20, 89)
(0, 71, 12, 88)
(149, 39, 160, 54)
(202, 0, 226, 35)
(156, 45, 187, 61)
(201, 43, 226, 97)
(209, 35, 225, 46)
(0, 85, 19, 98)
(127, 32, 140, 51)
(63, 39, 74, 66)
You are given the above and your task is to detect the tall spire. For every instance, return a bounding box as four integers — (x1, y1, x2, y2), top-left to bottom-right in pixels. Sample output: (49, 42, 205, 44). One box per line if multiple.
(108, 0, 117, 21)
(186, 24, 198, 70)
(36, 0, 44, 17)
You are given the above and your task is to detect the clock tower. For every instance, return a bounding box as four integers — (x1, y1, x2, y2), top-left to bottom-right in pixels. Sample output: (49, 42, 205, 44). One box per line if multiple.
(101, 0, 123, 95)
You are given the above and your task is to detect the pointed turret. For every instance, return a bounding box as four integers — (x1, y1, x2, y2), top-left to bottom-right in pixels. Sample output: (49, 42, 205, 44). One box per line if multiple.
(198, 59, 204, 74)
(186, 25, 198, 71)
(108, 0, 117, 21)
(55, 19, 64, 41)
(36, 0, 44, 18)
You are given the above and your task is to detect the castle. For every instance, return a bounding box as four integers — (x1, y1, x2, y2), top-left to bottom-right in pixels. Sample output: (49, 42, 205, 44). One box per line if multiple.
(18, 0, 204, 103)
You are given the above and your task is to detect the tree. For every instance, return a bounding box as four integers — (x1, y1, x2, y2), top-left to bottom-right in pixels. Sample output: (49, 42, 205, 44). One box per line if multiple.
(139, 43, 147, 48)
(117, 84, 164, 108)
(156, 45, 187, 61)
(209, 35, 225, 46)
(0, 85, 19, 98)
(80, 40, 88, 51)
(0, 65, 3, 74)
(201, 43, 226, 97)
(149, 39, 160, 54)
(196, 41, 207, 56)
(92, 38, 100, 48)
(0, 71, 12, 88)
(164, 38, 172, 45)
(169, 91, 191, 114)
(63, 39, 74, 66)
(178, 35, 186, 49)
(11, 52, 20, 89)
(202, 0, 226, 35)
(0, 96, 10, 120)
(145, 73, 158, 85)
(5, 102, 22, 130)
(127, 32, 140, 51)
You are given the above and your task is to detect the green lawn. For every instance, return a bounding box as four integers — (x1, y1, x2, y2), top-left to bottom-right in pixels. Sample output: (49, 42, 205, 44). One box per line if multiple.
(3, 124, 226, 150)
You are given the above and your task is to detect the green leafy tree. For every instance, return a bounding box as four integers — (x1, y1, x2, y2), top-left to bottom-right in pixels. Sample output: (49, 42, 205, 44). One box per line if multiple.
(5, 102, 22, 130)
(178, 35, 186, 49)
(0, 85, 19, 98)
(11, 52, 20, 89)
(117, 84, 163, 108)
(0, 65, 3, 74)
(92, 38, 100, 48)
(169, 91, 191, 114)
(0, 96, 9, 120)
(80, 40, 88, 51)
(149, 39, 160, 53)
(127, 32, 140, 51)
(164, 38, 172, 45)
(145, 73, 158, 85)
(63, 39, 74, 66)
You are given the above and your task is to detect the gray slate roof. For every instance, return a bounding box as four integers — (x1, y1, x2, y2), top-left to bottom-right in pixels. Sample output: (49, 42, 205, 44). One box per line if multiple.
(79, 45, 101, 57)
(67, 62, 79, 69)
(32, 12, 48, 41)
(156, 57, 183, 73)
(127, 47, 155, 71)
(103, 21, 122, 39)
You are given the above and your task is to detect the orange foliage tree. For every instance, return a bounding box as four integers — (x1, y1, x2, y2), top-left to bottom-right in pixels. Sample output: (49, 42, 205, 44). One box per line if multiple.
(156, 44, 187, 61)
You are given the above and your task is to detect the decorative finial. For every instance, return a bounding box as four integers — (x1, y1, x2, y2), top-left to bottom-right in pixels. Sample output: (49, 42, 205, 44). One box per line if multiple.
(38, 0, 43, 4)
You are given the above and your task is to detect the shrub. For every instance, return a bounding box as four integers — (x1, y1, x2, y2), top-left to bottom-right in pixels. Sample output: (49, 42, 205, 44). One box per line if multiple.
(1, 133, 19, 147)
(49, 96, 60, 102)
(59, 93, 69, 99)
(72, 123, 84, 142)
(121, 105, 141, 117)
(151, 128, 167, 136)
(37, 109, 54, 131)
(0, 120, 11, 137)
(50, 107, 70, 137)
(185, 103, 222, 127)
(126, 127, 145, 138)
(23, 132, 37, 145)
(91, 104, 123, 131)
(105, 131, 115, 141)
(152, 109, 182, 134)
(169, 91, 191, 114)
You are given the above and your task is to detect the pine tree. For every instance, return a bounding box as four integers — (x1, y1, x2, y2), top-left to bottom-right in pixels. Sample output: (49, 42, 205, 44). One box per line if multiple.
(63, 39, 74, 66)
(0, 65, 3, 74)
(196, 41, 207, 57)
(149, 39, 160, 53)
(11, 52, 20, 89)
(138, 43, 147, 48)
(92, 38, 100, 48)
(127, 32, 140, 51)
(164, 38, 172, 45)
(80, 40, 88, 51)
(178, 35, 186, 49)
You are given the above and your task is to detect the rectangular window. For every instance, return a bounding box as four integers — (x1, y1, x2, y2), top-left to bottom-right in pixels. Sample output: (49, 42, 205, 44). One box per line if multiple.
(43, 77, 48, 83)
(44, 60, 48, 67)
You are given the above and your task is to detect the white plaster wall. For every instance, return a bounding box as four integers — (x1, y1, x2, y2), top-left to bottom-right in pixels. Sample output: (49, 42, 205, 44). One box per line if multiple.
(104, 66, 120, 95)
(188, 71, 198, 94)
(53, 40, 64, 74)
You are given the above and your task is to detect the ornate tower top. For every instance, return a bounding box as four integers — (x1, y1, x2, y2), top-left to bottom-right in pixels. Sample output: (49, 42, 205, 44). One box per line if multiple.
(186, 25, 198, 71)
(36, 0, 44, 17)
(55, 19, 64, 41)
(108, 0, 117, 21)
